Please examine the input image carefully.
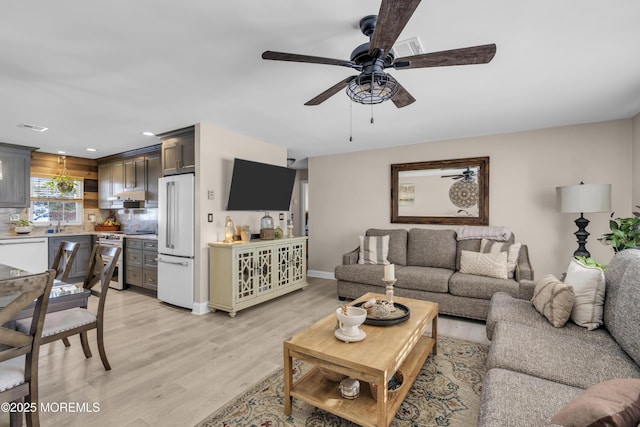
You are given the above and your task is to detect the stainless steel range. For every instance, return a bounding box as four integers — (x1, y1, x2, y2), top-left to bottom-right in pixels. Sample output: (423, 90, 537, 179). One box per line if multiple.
(96, 233, 125, 290)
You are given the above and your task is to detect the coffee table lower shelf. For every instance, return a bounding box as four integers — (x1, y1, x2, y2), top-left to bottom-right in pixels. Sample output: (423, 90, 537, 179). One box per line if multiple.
(289, 335, 435, 427)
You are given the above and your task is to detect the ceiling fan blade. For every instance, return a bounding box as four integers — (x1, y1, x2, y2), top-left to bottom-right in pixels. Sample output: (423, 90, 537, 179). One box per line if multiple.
(394, 44, 496, 69)
(262, 51, 357, 69)
(369, 0, 422, 57)
(305, 76, 357, 106)
(390, 78, 416, 108)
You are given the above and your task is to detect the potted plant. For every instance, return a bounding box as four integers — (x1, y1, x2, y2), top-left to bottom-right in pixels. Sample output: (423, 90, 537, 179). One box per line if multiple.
(45, 174, 77, 195)
(13, 219, 33, 234)
(598, 216, 640, 253)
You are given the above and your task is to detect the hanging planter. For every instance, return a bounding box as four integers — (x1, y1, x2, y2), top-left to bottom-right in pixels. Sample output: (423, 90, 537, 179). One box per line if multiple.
(45, 156, 77, 196)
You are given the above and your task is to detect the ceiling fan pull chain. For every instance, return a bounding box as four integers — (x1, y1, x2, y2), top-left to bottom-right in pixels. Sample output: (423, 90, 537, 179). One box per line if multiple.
(371, 104, 374, 124)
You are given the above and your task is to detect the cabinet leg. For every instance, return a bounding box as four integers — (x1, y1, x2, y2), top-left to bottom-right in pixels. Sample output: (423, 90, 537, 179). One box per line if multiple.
(228, 311, 236, 318)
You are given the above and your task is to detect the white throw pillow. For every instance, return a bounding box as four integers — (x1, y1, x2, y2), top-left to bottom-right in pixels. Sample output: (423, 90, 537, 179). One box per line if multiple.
(564, 258, 606, 330)
(459, 250, 508, 280)
(480, 239, 522, 279)
(357, 235, 390, 265)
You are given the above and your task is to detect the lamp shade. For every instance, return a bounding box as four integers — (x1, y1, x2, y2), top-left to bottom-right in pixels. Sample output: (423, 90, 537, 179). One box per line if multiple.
(556, 183, 611, 213)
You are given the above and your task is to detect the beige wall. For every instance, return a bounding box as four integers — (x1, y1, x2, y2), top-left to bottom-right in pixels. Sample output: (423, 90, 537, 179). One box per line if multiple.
(633, 112, 640, 209)
(308, 119, 633, 278)
(194, 123, 287, 308)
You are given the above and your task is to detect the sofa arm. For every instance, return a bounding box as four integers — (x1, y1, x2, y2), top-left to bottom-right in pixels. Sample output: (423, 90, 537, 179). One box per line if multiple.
(518, 279, 536, 300)
(342, 247, 359, 265)
(514, 244, 534, 281)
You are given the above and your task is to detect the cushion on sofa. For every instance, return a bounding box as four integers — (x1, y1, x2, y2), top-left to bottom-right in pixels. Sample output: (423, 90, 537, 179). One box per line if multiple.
(487, 322, 640, 390)
(478, 368, 583, 427)
(449, 273, 519, 300)
(486, 292, 614, 342)
(604, 249, 640, 367)
(564, 258, 606, 330)
(334, 264, 390, 288)
(357, 235, 390, 265)
(480, 238, 522, 278)
(531, 274, 575, 328)
(407, 228, 457, 269)
(365, 229, 408, 266)
(550, 378, 640, 427)
(455, 234, 515, 271)
(459, 251, 508, 279)
(394, 266, 452, 293)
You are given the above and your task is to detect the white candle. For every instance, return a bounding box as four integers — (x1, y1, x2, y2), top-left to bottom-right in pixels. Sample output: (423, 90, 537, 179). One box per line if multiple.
(384, 264, 395, 281)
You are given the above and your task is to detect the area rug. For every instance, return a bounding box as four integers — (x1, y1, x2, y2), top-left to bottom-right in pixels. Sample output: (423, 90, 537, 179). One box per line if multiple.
(195, 335, 488, 427)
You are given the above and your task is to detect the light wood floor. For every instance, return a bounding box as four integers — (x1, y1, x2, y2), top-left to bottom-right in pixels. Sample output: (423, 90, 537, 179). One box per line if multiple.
(1, 278, 489, 427)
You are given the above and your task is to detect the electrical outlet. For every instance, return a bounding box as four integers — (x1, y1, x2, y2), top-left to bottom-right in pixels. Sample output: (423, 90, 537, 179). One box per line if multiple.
(9, 214, 20, 222)
(208, 190, 214, 200)
(279, 213, 284, 220)
(208, 213, 213, 222)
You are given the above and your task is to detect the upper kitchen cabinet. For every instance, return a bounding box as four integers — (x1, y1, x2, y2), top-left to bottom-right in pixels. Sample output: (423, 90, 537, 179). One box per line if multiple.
(0, 143, 37, 208)
(144, 153, 161, 207)
(159, 126, 195, 176)
(98, 160, 124, 209)
(98, 145, 161, 208)
(124, 156, 145, 192)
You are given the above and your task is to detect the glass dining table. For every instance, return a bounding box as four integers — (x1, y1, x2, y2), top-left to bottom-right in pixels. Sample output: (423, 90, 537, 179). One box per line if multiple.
(0, 263, 91, 320)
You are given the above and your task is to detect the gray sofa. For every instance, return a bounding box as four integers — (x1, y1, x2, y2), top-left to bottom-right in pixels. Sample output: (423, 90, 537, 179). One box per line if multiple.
(334, 228, 534, 320)
(478, 249, 640, 426)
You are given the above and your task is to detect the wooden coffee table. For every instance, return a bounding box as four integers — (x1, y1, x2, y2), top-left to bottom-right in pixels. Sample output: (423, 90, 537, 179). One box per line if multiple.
(283, 292, 438, 427)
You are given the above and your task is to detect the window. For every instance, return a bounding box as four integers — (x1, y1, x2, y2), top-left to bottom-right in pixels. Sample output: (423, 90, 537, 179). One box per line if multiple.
(30, 176, 84, 225)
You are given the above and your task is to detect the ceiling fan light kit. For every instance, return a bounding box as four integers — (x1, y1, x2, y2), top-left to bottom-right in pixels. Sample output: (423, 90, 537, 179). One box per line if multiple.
(261, 0, 496, 108)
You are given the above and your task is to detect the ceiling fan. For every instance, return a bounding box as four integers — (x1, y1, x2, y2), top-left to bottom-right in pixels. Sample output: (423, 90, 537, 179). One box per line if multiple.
(442, 167, 476, 181)
(261, 0, 496, 108)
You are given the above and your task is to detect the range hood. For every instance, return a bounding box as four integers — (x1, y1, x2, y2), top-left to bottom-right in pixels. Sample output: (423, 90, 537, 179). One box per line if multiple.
(111, 190, 146, 208)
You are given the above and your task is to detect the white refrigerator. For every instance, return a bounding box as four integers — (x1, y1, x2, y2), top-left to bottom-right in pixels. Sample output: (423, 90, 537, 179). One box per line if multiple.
(157, 173, 195, 309)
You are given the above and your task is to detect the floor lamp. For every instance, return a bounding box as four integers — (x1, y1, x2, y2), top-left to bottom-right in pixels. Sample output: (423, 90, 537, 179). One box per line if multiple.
(556, 182, 611, 257)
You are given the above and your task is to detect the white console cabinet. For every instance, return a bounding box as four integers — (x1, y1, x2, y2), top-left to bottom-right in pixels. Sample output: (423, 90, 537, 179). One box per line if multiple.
(209, 237, 307, 317)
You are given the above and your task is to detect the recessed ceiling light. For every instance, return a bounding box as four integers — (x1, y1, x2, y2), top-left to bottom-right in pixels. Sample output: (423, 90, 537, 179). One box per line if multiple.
(57, 151, 66, 154)
(86, 148, 97, 152)
(17, 123, 48, 132)
(141, 131, 155, 136)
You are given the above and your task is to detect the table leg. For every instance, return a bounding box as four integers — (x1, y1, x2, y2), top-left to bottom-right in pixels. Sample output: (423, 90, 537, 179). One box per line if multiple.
(377, 375, 387, 427)
(283, 346, 293, 415)
(432, 315, 438, 356)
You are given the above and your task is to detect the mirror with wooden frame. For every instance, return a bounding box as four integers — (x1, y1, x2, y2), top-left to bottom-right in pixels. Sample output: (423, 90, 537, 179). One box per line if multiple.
(391, 157, 489, 225)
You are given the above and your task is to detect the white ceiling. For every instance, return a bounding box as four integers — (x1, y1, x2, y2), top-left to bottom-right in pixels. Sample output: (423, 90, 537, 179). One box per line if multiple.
(2, 1, 640, 166)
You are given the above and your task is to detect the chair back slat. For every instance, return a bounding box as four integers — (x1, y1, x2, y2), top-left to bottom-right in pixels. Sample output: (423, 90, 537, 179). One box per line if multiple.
(51, 241, 80, 282)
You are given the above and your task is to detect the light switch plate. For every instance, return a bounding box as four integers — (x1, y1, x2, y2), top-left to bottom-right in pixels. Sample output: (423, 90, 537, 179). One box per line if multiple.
(208, 191, 214, 200)
(9, 214, 20, 221)
(279, 213, 284, 220)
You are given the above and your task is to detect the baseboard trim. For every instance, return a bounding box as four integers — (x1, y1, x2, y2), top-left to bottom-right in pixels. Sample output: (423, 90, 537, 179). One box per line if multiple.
(192, 301, 211, 315)
(307, 270, 335, 280)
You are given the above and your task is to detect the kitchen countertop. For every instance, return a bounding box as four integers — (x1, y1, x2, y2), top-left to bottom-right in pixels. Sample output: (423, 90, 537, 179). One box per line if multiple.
(0, 232, 157, 240)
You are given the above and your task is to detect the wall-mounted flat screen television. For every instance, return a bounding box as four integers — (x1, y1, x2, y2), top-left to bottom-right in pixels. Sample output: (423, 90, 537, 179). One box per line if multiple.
(227, 158, 296, 211)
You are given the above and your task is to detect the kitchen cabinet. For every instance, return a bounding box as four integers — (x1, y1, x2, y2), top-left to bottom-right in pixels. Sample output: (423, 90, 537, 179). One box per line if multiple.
(208, 237, 307, 317)
(48, 234, 93, 283)
(144, 154, 161, 207)
(0, 143, 35, 208)
(123, 156, 145, 191)
(0, 237, 48, 273)
(98, 160, 124, 208)
(125, 238, 158, 294)
(159, 126, 195, 176)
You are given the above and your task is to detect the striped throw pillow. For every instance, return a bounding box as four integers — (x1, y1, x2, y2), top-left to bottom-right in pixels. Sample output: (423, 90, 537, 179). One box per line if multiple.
(357, 235, 390, 265)
(531, 275, 575, 327)
(480, 238, 522, 278)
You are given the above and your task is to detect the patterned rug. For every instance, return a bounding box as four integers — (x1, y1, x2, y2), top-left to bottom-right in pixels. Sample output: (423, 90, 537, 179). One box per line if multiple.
(196, 335, 488, 427)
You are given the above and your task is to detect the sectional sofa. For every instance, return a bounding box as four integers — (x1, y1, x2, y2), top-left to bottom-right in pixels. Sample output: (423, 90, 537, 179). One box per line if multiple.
(478, 249, 640, 426)
(334, 228, 534, 320)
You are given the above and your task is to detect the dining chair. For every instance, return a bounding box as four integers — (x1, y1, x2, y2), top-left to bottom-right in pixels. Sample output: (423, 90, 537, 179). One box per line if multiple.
(15, 244, 121, 371)
(0, 269, 55, 427)
(50, 241, 80, 283)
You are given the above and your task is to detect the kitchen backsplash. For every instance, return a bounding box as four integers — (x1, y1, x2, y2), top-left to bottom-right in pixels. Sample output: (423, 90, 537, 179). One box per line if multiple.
(0, 207, 158, 236)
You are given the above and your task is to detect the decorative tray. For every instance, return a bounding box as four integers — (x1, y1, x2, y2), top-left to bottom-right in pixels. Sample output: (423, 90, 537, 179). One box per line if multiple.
(353, 301, 410, 326)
